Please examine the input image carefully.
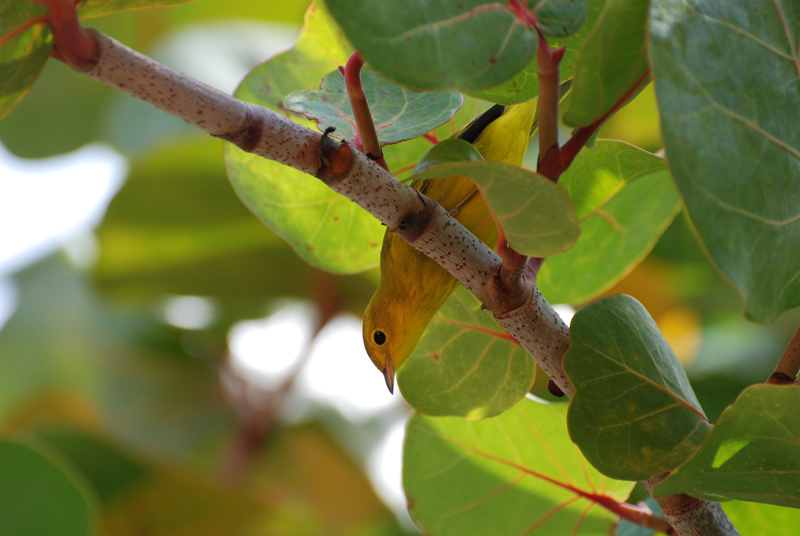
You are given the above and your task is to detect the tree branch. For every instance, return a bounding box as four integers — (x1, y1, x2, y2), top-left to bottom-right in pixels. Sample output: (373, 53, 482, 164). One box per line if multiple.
(68, 28, 575, 396)
(35, 11, 741, 534)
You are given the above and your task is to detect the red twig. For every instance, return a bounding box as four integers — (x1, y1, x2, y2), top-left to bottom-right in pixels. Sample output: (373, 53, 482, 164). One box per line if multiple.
(508, 0, 537, 27)
(593, 498, 674, 534)
(0, 0, 81, 48)
(30, 0, 97, 69)
(768, 324, 800, 385)
(341, 51, 389, 171)
(534, 30, 565, 181)
(423, 131, 440, 144)
(495, 29, 564, 279)
(558, 69, 651, 171)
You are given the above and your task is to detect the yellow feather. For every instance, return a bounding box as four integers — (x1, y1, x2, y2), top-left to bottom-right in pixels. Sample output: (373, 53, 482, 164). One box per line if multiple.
(362, 100, 538, 392)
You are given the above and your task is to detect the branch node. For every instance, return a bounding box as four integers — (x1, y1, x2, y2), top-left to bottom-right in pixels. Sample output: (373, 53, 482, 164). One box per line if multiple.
(33, 0, 99, 70)
(767, 372, 795, 386)
(318, 127, 354, 184)
(218, 103, 267, 153)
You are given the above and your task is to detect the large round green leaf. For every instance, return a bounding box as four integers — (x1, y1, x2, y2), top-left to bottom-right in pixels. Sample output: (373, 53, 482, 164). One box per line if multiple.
(324, 0, 540, 92)
(0, 437, 94, 536)
(654, 384, 800, 508)
(565, 294, 712, 481)
(650, 0, 800, 323)
(562, 0, 651, 128)
(225, 1, 385, 274)
(35, 428, 149, 506)
(404, 398, 636, 536)
(539, 141, 679, 305)
(410, 159, 580, 257)
(398, 286, 535, 419)
(471, 0, 604, 105)
(285, 66, 462, 145)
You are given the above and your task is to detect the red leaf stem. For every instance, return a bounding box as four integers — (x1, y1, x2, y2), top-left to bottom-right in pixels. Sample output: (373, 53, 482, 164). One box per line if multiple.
(423, 131, 440, 144)
(30, 0, 97, 69)
(341, 51, 389, 171)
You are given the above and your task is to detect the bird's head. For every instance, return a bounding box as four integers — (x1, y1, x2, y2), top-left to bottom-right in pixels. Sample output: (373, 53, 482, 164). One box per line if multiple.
(362, 293, 426, 394)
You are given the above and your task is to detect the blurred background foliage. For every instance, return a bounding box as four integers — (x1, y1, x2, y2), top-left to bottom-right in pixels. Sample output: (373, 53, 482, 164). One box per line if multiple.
(1, 0, 799, 534)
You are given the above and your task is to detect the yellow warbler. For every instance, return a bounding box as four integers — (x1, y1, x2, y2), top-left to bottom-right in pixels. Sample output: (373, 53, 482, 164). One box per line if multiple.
(362, 101, 538, 392)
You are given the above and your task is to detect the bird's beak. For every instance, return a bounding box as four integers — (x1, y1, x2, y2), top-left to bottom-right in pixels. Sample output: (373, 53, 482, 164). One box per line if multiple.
(383, 358, 395, 394)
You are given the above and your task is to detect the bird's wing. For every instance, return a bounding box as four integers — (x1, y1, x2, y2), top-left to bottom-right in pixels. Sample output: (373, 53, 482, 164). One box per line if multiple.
(409, 104, 507, 195)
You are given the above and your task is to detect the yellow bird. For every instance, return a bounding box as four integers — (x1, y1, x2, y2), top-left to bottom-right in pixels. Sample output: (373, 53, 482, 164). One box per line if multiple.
(362, 100, 539, 393)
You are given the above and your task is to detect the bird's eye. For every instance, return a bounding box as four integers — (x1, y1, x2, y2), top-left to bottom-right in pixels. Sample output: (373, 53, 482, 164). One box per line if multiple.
(373, 330, 387, 345)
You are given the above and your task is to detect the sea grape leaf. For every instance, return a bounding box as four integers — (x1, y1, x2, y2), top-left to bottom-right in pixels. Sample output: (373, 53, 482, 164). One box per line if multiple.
(0, 23, 51, 120)
(285, 66, 462, 145)
(565, 294, 713, 481)
(325, 0, 539, 92)
(558, 140, 666, 220)
(0, 437, 94, 536)
(535, 0, 589, 38)
(723, 500, 800, 536)
(410, 138, 484, 176)
(654, 385, 800, 508)
(0, 0, 46, 38)
(649, 0, 800, 323)
(77, 0, 202, 19)
(404, 398, 636, 535)
(563, 0, 651, 128)
(538, 141, 679, 305)
(472, 0, 604, 105)
(224, 1, 385, 274)
(410, 160, 580, 257)
(35, 428, 149, 506)
(397, 286, 536, 419)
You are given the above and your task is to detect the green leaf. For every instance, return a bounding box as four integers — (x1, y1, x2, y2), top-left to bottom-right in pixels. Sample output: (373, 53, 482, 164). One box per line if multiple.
(0, 437, 94, 536)
(404, 398, 636, 536)
(653, 385, 800, 508)
(565, 295, 712, 481)
(397, 286, 536, 419)
(559, 140, 666, 220)
(649, 0, 800, 323)
(471, 0, 604, 105)
(0, 23, 52, 121)
(77, 0, 203, 19)
(535, 0, 589, 38)
(538, 141, 680, 305)
(410, 160, 580, 257)
(36, 428, 149, 506)
(410, 138, 483, 174)
(563, 0, 651, 128)
(324, 0, 539, 92)
(0, 0, 46, 38)
(285, 66, 463, 145)
(723, 500, 800, 536)
(225, 2, 385, 274)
